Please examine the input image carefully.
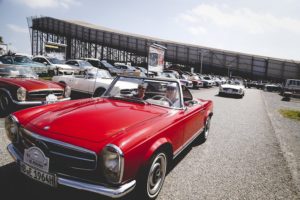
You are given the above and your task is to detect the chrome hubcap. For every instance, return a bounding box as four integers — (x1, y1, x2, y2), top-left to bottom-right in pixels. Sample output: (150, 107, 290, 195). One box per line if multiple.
(205, 118, 210, 138)
(147, 153, 167, 198)
(0, 95, 8, 111)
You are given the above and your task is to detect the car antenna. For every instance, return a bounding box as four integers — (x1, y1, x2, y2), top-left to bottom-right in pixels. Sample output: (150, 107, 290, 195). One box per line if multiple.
(92, 68, 100, 98)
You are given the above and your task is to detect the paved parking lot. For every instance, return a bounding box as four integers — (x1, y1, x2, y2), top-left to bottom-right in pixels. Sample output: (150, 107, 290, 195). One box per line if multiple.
(0, 87, 299, 199)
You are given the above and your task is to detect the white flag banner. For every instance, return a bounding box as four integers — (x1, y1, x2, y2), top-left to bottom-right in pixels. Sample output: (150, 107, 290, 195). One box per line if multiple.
(148, 44, 166, 73)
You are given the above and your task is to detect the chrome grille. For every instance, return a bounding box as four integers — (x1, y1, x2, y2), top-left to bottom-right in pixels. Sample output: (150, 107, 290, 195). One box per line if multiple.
(17, 128, 97, 171)
(223, 88, 238, 92)
(28, 90, 64, 99)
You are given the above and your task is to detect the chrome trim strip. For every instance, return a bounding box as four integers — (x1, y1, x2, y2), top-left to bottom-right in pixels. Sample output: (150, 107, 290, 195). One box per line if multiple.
(21, 128, 97, 170)
(50, 151, 95, 162)
(7, 144, 136, 198)
(57, 178, 136, 198)
(12, 97, 71, 105)
(173, 127, 204, 159)
(28, 89, 64, 92)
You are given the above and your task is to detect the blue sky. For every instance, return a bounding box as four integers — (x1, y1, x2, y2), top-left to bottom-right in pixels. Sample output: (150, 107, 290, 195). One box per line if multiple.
(0, 0, 300, 61)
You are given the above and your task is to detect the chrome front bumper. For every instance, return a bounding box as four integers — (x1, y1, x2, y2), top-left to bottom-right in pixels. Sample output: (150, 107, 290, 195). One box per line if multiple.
(13, 97, 71, 106)
(7, 144, 136, 198)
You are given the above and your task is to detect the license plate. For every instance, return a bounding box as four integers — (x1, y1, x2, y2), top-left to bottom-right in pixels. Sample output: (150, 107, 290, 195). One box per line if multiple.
(20, 161, 57, 187)
(45, 94, 58, 104)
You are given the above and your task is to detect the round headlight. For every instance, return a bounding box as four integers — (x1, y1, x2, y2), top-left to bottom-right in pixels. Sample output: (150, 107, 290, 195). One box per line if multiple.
(17, 87, 26, 101)
(4, 115, 19, 143)
(101, 144, 124, 184)
(64, 85, 71, 98)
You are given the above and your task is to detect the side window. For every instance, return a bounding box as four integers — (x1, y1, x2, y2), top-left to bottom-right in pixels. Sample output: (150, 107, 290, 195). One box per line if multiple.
(181, 85, 193, 101)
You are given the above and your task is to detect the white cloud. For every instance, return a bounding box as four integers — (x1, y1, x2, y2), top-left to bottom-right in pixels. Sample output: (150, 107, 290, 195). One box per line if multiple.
(15, 0, 80, 9)
(7, 24, 28, 33)
(178, 4, 300, 35)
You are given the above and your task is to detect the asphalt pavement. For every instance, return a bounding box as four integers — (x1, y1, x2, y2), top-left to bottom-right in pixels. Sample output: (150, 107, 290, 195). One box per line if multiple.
(0, 87, 299, 200)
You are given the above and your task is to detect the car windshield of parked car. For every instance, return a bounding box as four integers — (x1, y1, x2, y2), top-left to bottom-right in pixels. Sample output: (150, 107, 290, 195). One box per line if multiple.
(87, 69, 112, 79)
(79, 60, 93, 67)
(0, 65, 37, 78)
(14, 56, 33, 63)
(101, 61, 114, 68)
(104, 76, 182, 109)
(48, 58, 65, 64)
(160, 72, 177, 79)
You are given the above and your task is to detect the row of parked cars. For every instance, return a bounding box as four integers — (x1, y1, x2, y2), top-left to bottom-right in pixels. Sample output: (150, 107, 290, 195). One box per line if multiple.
(0, 53, 144, 77)
(1, 62, 214, 199)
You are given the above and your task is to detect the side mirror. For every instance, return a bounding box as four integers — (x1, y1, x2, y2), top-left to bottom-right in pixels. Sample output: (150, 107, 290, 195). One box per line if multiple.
(43, 62, 48, 65)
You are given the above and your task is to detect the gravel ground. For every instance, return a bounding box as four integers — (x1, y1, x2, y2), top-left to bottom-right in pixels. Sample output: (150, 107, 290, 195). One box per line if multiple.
(0, 87, 299, 200)
(261, 90, 300, 193)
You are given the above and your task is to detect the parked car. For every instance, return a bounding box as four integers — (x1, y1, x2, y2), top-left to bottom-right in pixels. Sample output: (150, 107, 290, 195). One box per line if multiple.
(114, 63, 138, 75)
(186, 74, 203, 89)
(65, 59, 98, 73)
(33, 56, 76, 75)
(281, 79, 300, 97)
(0, 54, 48, 75)
(199, 76, 214, 87)
(100, 60, 123, 76)
(52, 68, 113, 97)
(264, 83, 282, 92)
(5, 76, 213, 199)
(219, 80, 245, 98)
(0, 64, 71, 116)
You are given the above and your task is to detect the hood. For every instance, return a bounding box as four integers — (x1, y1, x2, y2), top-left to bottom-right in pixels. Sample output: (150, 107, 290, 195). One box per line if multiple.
(2, 78, 63, 91)
(55, 64, 74, 69)
(16, 61, 46, 68)
(221, 84, 244, 90)
(27, 98, 167, 143)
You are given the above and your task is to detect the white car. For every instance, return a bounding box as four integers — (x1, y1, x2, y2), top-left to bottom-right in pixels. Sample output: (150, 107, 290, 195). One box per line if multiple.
(33, 56, 77, 75)
(219, 80, 245, 98)
(52, 69, 113, 97)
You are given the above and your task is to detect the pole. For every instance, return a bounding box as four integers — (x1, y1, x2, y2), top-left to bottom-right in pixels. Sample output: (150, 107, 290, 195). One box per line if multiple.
(200, 50, 203, 74)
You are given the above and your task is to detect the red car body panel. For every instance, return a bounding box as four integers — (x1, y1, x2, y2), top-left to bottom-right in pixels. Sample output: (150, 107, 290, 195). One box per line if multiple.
(1, 78, 63, 91)
(14, 97, 213, 183)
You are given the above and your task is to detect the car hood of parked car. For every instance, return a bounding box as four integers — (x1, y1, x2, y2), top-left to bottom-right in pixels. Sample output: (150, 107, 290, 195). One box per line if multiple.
(220, 84, 244, 89)
(18, 98, 168, 143)
(1, 78, 63, 91)
(55, 64, 76, 69)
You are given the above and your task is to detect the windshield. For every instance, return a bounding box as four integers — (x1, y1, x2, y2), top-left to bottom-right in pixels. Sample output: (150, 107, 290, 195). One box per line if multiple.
(104, 76, 182, 109)
(0, 66, 38, 78)
(48, 58, 64, 64)
(79, 60, 93, 67)
(160, 72, 177, 79)
(14, 56, 33, 63)
(203, 76, 211, 80)
(87, 69, 112, 78)
(101, 61, 114, 68)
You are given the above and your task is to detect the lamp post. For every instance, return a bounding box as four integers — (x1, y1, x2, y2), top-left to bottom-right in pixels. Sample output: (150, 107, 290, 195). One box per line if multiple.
(200, 50, 203, 74)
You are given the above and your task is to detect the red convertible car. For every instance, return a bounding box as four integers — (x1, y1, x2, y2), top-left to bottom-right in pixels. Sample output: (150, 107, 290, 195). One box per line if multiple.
(0, 64, 71, 116)
(6, 76, 213, 199)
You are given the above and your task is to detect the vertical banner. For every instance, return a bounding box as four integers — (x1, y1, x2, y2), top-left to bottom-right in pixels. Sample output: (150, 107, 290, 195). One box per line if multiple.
(148, 44, 166, 73)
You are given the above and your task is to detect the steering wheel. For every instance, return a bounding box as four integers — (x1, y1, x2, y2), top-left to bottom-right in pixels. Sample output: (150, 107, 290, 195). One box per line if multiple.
(151, 95, 173, 106)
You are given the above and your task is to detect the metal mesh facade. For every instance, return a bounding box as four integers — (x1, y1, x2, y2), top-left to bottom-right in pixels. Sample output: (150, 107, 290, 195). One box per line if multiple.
(28, 16, 300, 80)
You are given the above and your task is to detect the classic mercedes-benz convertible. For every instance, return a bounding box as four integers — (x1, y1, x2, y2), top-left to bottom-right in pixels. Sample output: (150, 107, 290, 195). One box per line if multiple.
(6, 76, 213, 199)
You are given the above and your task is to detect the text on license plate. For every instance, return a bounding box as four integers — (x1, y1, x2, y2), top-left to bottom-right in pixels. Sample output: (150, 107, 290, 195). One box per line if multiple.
(20, 161, 57, 187)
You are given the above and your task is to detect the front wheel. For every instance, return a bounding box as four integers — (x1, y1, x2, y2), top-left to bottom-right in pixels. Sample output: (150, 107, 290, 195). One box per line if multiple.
(199, 117, 211, 143)
(0, 92, 12, 117)
(137, 151, 168, 199)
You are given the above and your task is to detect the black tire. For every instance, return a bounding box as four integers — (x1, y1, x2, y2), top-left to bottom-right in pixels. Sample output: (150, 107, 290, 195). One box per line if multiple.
(136, 151, 168, 200)
(0, 92, 13, 117)
(93, 88, 106, 97)
(199, 117, 211, 143)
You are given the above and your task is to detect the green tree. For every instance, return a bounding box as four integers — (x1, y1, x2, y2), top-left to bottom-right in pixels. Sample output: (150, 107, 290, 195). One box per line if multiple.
(0, 36, 3, 44)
